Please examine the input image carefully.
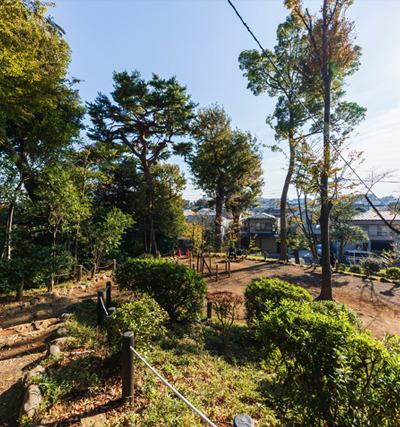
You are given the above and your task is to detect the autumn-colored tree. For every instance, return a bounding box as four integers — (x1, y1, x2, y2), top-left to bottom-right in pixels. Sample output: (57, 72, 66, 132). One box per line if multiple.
(284, 0, 362, 299)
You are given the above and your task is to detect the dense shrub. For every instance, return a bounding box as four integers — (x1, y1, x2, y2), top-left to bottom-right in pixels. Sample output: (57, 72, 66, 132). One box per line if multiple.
(349, 264, 362, 274)
(244, 278, 312, 327)
(109, 293, 168, 351)
(360, 256, 383, 274)
(256, 300, 400, 426)
(386, 267, 400, 281)
(116, 257, 207, 324)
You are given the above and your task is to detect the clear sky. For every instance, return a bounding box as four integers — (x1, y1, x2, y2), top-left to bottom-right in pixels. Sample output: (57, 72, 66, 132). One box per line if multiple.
(50, 0, 400, 202)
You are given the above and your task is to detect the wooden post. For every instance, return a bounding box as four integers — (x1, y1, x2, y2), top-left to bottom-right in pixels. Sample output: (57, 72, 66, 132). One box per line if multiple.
(106, 281, 112, 308)
(216, 264, 219, 282)
(122, 332, 135, 403)
(91, 263, 96, 279)
(228, 260, 231, 278)
(48, 279, 54, 292)
(263, 252, 267, 260)
(207, 301, 212, 319)
(107, 307, 116, 344)
(78, 265, 83, 282)
(197, 255, 200, 272)
(97, 290, 105, 326)
(113, 259, 116, 272)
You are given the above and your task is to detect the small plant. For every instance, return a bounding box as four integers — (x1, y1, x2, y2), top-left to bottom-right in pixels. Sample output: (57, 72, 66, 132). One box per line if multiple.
(206, 291, 244, 349)
(244, 278, 312, 327)
(386, 267, 400, 281)
(109, 293, 168, 351)
(116, 257, 208, 324)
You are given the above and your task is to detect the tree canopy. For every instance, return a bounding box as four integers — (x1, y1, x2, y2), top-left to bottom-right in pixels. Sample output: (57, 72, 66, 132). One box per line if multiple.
(188, 104, 263, 252)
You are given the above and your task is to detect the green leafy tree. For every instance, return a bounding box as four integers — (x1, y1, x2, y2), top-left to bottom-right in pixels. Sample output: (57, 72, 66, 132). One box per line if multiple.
(87, 70, 196, 255)
(188, 104, 263, 252)
(92, 158, 186, 256)
(239, 14, 318, 261)
(0, 0, 84, 258)
(284, 0, 362, 299)
(330, 199, 368, 268)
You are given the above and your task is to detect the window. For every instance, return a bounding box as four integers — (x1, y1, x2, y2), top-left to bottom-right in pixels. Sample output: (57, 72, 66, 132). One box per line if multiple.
(255, 222, 266, 231)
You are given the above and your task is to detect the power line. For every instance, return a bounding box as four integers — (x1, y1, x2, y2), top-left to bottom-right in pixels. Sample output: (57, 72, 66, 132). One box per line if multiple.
(226, 0, 394, 211)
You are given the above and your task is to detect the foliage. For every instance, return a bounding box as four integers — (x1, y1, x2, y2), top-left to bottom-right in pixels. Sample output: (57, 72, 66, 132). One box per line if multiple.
(386, 267, 400, 281)
(381, 243, 400, 268)
(188, 104, 263, 252)
(349, 264, 361, 274)
(87, 70, 196, 254)
(244, 278, 312, 327)
(330, 198, 369, 267)
(256, 299, 400, 426)
(360, 256, 383, 274)
(109, 293, 168, 352)
(116, 258, 208, 324)
(0, 230, 73, 296)
(83, 207, 134, 265)
(206, 291, 244, 348)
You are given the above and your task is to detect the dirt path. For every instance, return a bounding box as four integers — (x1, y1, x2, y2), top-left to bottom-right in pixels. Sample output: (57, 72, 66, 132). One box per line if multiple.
(0, 274, 116, 426)
(1, 260, 400, 426)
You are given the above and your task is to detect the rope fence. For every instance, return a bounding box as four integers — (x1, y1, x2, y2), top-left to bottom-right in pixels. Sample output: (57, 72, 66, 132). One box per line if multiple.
(96, 290, 254, 427)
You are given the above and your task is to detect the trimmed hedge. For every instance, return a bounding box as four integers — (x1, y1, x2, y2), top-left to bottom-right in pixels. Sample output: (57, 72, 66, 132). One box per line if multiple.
(244, 278, 312, 327)
(116, 258, 207, 324)
(256, 300, 400, 426)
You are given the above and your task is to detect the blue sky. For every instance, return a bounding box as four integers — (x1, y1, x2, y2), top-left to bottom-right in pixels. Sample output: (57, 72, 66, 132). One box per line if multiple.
(50, 0, 400, 201)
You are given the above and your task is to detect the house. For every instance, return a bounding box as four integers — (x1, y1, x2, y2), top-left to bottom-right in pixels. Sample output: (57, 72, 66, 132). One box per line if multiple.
(349, 210, 400, 253)
(240, 213, 278, 253)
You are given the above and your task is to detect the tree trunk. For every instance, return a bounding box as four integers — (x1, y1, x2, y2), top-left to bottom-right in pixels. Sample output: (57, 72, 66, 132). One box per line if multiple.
(1, 202, 15, 260)
(317, 22, 333, 300)
(16, 280, 24, 302)
(214, 192, 224, 252)
(336, 241, 345, 272)
(280, 131, 296, 261)
(231, 205, 241, 250)
(144, 169, 158, 255)
(293, 249, 300, 265)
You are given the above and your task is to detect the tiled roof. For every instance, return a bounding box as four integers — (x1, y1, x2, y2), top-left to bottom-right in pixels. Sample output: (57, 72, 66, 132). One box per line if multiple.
(353, 210, 400, 222)
(244, 213, 276, 220)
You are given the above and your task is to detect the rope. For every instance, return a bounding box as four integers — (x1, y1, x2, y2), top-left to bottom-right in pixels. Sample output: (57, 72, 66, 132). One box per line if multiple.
(99, 295, 108, 316)
(98, 261, 114, 270)
(129, 346, 218, 427)
(55, 268, 79, 278)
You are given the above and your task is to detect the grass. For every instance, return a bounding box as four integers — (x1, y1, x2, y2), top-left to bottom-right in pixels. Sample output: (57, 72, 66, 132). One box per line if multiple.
(27, 293, 279, 427)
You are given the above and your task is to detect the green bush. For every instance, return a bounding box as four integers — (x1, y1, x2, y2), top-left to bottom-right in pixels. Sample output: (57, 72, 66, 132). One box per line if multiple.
(116, 257, 207, 324)
(256, 300, 400, 426)
(360, 256, 383, 274)
(349, 264, 362, 274)
(244, 278, 312, 327)
(109, 293, 168, 351)
(386, 267, 400, 281)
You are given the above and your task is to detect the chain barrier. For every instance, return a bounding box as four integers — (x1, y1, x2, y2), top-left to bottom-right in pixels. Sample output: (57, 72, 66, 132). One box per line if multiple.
(129, 345, 218, 427)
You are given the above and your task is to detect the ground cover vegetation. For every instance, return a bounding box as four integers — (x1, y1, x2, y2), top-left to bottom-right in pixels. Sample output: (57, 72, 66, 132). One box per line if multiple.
(24, 270, 400, 426)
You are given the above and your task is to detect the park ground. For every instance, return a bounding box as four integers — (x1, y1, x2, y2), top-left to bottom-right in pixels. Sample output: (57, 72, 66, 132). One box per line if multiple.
(1, 259, 400, 425)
